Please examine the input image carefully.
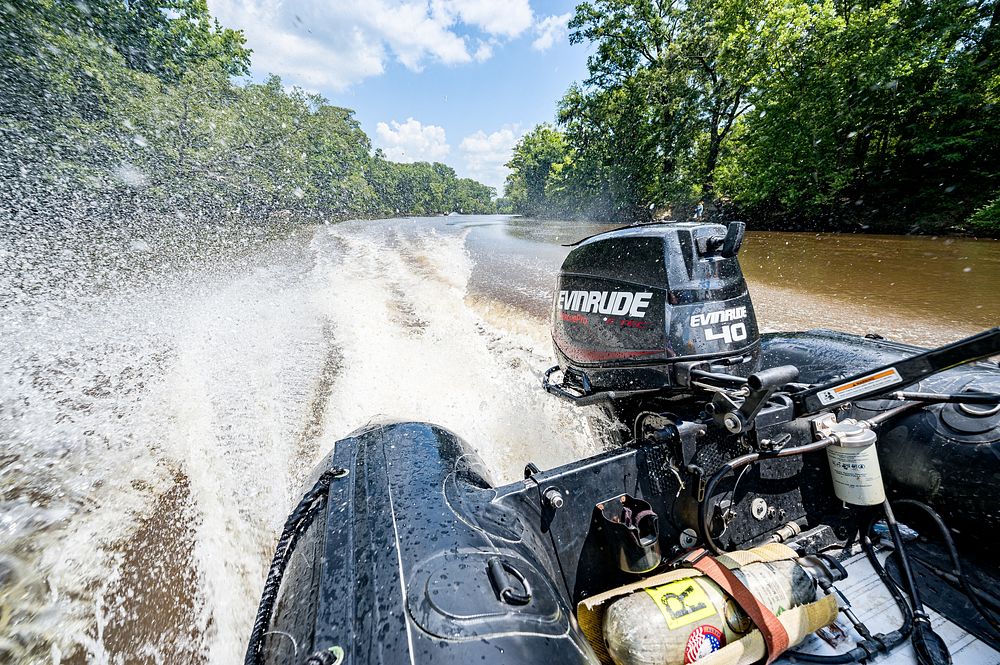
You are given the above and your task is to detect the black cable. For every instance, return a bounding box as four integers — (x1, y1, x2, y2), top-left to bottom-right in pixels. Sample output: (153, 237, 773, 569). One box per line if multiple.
(893, 499, 1000, 637)
(245, 467, 344, 665)
(861, 513, 915, 641)
(724, 464, 752, 515)
(784, 514, 916, 663)
(883, 500, 929, 617)
(880, 502, 952, 665)
(859, 512, 916, 651)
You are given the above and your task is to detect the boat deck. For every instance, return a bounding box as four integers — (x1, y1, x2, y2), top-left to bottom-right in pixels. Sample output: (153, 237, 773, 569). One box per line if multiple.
(787, 549, 1000, 664)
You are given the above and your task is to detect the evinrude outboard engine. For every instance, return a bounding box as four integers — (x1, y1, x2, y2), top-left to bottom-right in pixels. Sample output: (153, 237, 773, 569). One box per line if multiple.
(248, 216, 1000, 665)
(550, 221, 758, 394)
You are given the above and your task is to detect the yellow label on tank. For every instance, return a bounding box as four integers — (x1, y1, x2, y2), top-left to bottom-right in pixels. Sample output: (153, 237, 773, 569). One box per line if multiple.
(644, 578, 718, 630)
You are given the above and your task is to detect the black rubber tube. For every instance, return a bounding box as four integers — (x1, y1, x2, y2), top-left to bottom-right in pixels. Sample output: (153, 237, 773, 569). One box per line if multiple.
(861, 513, 915, 642)
(245, 467, 344, 665)
(893, 499, 1000, 637)
(882, 499, 928, 618)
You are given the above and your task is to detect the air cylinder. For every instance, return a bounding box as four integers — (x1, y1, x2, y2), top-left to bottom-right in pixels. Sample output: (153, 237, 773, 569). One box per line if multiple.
(825, 420, 884, 505)
(602, 560, 816, 665)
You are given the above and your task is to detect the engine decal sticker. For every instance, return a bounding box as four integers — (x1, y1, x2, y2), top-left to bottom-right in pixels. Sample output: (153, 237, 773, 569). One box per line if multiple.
(559, 312, 589, 325)
(691, 306, 749, 344)
(558, 290, 654, 318)
(816, 367, 903, 405)
(645, 579, 717, 630)
(684, 625, 726, 663)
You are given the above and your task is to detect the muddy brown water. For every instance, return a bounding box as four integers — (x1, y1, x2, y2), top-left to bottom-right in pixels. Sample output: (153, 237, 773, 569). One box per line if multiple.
(739, 231, 999, 343)
(1, 215, 996, 663)
(464, 217, 998, 346)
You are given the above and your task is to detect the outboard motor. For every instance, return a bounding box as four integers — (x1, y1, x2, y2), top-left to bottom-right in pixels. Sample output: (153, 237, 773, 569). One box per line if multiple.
(550, 221, 759, 394)
(248, 212, 1000, 665)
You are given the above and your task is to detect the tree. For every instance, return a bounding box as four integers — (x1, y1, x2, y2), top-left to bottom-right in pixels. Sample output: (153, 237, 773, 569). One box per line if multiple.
(505, 0, 1000, 233)
(567, 0, 757, 200)
(717, 0, 1000, 231)
(0, 2, 496, 230)
(64, 0, 250, 81)
(504, 125, 569, 217)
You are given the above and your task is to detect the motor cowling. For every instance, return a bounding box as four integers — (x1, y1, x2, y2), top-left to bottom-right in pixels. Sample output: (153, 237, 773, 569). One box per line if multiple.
(551, 222, 760, 392)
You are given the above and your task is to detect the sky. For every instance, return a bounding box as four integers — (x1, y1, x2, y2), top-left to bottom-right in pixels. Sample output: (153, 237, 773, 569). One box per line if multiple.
(206, 0, 593, 194)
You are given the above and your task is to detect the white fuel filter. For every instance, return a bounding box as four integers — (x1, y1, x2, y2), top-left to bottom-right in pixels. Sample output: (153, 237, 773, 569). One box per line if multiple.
(825, 420, 884, 506)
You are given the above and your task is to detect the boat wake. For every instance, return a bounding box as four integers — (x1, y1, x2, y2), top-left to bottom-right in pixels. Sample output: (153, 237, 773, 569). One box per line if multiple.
(0, 218, 602, 663)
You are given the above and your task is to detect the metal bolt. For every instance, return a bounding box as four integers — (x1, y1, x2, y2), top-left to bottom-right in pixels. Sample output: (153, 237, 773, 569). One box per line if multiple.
(543, 487, 564, 510)
(723, 413, 743, 434)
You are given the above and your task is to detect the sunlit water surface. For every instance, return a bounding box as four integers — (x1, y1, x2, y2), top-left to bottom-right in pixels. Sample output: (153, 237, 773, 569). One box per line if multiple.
(1, 215, 996, 663)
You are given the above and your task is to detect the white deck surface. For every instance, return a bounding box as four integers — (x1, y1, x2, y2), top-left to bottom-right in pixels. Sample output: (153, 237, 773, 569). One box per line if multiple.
(784, 550, 1000, 664)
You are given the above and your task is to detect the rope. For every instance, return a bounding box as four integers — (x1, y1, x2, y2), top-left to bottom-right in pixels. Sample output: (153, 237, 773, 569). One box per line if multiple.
(245, 467, 346, 665)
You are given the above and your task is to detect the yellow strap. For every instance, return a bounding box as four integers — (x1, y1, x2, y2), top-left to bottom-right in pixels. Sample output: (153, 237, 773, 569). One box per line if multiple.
(715, 543, 798, 569)
(695, 594, 840, 665)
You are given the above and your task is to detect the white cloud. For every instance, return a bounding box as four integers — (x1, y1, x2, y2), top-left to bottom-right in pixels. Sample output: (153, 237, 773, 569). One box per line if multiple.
(367, 2, 473, 70)
(376, 118, 451, 163)
(473, 40, 494, 63)
(435, 0, 534, 38)
(459, 126, 521, 192)
(208, 0, 535, 91)
(532, 12, 572, 51)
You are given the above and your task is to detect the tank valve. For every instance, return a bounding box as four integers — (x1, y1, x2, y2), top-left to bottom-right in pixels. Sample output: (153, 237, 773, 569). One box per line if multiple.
(543, 487, 565, 509)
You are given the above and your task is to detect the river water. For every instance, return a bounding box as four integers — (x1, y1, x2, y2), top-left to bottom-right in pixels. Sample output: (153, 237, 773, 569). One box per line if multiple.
(1, 215, 997, 664)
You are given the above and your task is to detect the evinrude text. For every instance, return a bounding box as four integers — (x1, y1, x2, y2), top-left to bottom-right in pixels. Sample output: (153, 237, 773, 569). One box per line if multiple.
(558, 290, 654, 318)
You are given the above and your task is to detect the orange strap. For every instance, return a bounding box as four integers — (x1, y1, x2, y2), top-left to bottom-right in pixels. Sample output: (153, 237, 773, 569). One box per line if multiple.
(680, 549, 790, 664)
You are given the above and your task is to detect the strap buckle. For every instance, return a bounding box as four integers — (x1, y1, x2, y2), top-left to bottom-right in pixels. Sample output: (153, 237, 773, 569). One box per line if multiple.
(671, 546, 711, 568)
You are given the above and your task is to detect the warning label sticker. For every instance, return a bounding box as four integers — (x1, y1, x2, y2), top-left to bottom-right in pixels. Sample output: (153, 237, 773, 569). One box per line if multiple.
(645, 579, 718, 630)
(817, 367, 903, 405)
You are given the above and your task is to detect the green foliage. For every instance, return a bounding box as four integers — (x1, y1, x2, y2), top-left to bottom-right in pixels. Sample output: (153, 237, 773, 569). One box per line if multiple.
(716, 0, 1000, 231)
(506, 0, 1000, 232)
(381, 161, 496, 215)
(0, 0, 495, 228)
(968, 196, 1000, 236)
(504, 0, 761, 221)
(504, 125, 569, 217)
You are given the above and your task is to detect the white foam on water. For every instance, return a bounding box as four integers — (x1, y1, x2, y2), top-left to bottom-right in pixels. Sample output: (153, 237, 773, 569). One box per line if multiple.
(317, 221, 603, 483)
(1, 231, 336, 663)
(1, 218, 604, 663)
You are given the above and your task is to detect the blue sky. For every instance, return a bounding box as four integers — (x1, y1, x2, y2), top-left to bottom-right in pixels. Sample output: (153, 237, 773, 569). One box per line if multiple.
(207, 0, 592, 192)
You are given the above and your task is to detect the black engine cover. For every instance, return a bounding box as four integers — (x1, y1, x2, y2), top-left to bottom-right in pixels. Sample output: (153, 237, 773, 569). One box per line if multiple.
(552, 222, 760, 391)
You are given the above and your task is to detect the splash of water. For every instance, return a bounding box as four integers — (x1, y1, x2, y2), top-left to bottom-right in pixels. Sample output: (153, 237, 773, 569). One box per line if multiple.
(0, 218, 601, 663)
